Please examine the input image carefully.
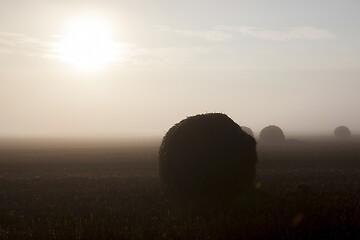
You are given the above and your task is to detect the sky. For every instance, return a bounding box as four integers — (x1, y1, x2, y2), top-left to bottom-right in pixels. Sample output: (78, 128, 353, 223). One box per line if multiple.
(0, 0, 360, 138)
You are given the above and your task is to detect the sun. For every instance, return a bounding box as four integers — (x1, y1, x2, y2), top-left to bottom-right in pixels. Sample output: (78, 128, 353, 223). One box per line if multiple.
(57, 16, 120, 71)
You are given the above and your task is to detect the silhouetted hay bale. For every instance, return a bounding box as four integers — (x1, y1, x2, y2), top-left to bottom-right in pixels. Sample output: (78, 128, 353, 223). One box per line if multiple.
(241, 126, 254, 137)
(159, 113, 257, 196)
(334, 126, 351, 138)
(259, 125, 285, 143)
(296, 184, 312, 194)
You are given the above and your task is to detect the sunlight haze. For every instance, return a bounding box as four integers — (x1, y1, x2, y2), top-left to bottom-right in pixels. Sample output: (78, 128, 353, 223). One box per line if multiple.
(56, 15, 121, 71)
(0, 0, 360, 138)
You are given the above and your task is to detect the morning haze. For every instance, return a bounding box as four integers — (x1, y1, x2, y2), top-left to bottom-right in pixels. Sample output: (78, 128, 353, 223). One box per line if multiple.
(2, 1, 360, 239)
(1, 0, 360, 139)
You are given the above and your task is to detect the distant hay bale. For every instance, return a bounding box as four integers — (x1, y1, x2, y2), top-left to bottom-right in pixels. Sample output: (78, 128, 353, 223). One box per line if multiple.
(241, 126, 254, 137)
(259, 125, 285, 143)
(159, 113, 257, 196)
(334, 126, 351, 138)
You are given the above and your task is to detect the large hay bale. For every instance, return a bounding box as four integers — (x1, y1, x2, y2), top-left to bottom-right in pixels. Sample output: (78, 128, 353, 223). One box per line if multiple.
(334, 126, 351, 138)
(159, 113, 257, 195)
(259, 125, 285, 143)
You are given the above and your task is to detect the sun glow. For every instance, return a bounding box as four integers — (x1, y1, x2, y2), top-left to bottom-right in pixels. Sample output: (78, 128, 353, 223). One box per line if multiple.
(57, 16, 120, 71)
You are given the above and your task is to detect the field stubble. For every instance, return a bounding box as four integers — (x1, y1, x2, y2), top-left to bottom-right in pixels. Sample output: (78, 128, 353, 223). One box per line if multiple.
(0, 140, 360, 239)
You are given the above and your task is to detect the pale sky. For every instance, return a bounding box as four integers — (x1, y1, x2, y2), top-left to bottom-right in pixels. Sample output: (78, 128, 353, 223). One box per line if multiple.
(1, 0, 360, 138)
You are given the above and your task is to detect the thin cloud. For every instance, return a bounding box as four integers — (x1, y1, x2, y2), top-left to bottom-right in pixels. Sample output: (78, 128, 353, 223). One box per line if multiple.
(0, 31, 56, 57)
(123, 44, 210, 67)
(287, 27, 336, 40)
(156, 26, 232, 42)
(0, 32, 124, 64)
(217, 26, 336, 40)
(0, 31, 209, 68)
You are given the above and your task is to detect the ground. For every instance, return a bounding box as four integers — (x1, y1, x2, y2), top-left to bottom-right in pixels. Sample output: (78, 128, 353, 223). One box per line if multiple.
(0, 138, 359, 239)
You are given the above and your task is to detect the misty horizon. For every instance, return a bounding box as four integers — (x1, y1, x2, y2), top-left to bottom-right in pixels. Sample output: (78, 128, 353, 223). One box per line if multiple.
(1, 2, 360, 239)
(1, 0, 360, 138)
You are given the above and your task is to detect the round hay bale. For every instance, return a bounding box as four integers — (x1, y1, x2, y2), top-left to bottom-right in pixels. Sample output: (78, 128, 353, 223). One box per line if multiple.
(259, 125, 285, 143)
(334, 126, 351, 138)
(241, 126, 254, 137)
(159, 113, 257, 196)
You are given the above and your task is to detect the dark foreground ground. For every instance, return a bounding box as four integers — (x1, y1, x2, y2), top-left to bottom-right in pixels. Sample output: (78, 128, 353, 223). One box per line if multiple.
(0, 138, 360, 239)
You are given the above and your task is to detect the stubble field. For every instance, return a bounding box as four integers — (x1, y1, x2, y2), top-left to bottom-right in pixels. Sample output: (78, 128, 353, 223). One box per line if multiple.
(0, 138, 360, 239)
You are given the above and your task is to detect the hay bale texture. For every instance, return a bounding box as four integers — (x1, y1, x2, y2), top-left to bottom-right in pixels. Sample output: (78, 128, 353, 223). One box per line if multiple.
(334, 126, 351, 138)
(159, 113, 257, 195)
(259, 125, 285, 143)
